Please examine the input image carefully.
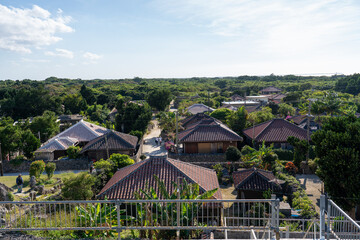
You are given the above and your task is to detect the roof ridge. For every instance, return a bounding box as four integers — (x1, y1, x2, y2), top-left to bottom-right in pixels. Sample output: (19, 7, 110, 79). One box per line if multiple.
(243, 119, 274, 139)
(167, 158, 211, 193)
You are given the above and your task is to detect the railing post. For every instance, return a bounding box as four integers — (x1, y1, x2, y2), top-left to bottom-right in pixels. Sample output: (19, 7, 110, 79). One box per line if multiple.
(271, 194, 280, 240)
(117, 200, 122, 240)
(320, 195, 326, 240)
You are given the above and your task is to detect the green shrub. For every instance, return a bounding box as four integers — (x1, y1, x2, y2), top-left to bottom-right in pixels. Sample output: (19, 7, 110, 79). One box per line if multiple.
(212, 164, 223, 182)
(273, 149, 294, 161)
(308, 158, 318, 173)
(62, 172, 95, 200)
(93, 159, 112, 171)
(225, 146, 241, 162)
(29, 160, 46, 180)
(66, 146, 82, 159)
(140, 154, 147, 160)
(129, 130, 143, 140)
(109, 154, 134, 172)
(45, 162, 56, 179)
(7, 192, 15, 201)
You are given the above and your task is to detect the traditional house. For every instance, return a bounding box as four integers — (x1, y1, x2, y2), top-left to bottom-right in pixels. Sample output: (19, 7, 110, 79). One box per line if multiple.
(34, 137, 78, 161)
(34, 120, 109, 160)
(178, 119, 243, 154)
(58, 114, 84, 131)
(97, 155, 222, 200)
(187, 104, 214, 115)
(288, 115, 320, 133)
(268, 93, 287, 104)
(260, 86, 282, 95)
(230, 94, 245, 101)
(81, 130, 138, 161)
(233, 168, 283, 199)
(242, 119, 308, 149)
(181, 113, 217, 129)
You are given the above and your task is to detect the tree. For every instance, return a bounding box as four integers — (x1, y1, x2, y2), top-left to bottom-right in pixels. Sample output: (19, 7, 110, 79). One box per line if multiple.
(278, 103, 296, 117)
(115, 101, 152, 134)
(63, 94, 87, 114)
(227, 106, 248, 135)
(109, 154, 134, 172)
(0, 119, 22, 159)
(21, 130, 40, 159)
(246, 107, 274, 127)
(241, 142, 277, 170)
(30, 111, 59, 142)
(210, 108, 232, 122)
(157, 111, 176, 133)
(225, 146, 242, 162)
(146, 89, 172, 111)
(45, 162, 56, 179)
(80, 85, 97, 105)
(62, 172, 95, 200)
(29, 160, 46, 180)
(312, 116, 360, 210)
(287, 136, 309, 167)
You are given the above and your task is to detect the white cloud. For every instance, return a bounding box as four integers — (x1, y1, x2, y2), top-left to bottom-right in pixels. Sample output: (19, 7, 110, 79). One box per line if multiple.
(0, 4, 73, 53)
(83, 52, 103, 61)
(45, 48, 74, 58)
(155, 0, 360, 56)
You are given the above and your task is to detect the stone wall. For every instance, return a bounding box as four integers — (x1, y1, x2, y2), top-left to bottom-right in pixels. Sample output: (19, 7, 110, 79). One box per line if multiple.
(3, 158, 90, 173)
(168, 153, 226, 162)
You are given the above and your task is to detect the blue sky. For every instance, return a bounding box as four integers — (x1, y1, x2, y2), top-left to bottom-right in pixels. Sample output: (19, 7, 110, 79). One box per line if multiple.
(1, 0, 360, 80)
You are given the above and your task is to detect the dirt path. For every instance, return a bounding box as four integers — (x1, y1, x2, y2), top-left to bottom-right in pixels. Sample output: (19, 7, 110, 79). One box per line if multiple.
(296, 174, 323, 212)
(142, 120, 167, 157)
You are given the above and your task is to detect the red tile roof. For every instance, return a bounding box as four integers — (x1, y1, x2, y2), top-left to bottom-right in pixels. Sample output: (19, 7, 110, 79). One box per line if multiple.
(233, 168, 281, 192)
(98, 155, 222, 200)
(181, 113, 215, 129)
(243, 118, 308, 143)
(178, 119, 243, 143)
(81, 130, 138, 153)
(260, 86, 282, 93)
(288, 115, 307, 125)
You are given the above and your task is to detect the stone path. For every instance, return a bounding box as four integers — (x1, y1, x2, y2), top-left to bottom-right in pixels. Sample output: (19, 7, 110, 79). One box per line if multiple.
(142, 120, 167, 157)
(296, 174, 323, 212)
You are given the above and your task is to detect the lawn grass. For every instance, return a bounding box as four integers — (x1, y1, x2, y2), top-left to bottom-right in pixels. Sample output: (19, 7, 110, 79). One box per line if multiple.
(0, 171, 83, 193)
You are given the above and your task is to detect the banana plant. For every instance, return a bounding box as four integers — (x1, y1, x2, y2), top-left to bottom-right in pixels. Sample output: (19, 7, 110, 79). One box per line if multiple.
(134, 175, 217, 239)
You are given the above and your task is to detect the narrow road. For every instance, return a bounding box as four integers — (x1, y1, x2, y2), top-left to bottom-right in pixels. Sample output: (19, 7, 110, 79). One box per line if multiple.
(296, 174, 323, 212)
(142, 120, 167, 157)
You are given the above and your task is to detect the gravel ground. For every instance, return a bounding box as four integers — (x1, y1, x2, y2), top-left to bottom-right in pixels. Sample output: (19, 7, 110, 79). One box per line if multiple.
(296, 174, 323, 212)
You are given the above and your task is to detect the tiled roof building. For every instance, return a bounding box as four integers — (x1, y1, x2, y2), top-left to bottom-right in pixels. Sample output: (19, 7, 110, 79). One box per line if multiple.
(233, 168, 282, 199)
(178, 119, 243, 154)
(81, 130, 138, 161)
(97, 155, 222, 200)
(187, 104, 214, 115)
(260, 86, 282, 95)
(242, 119, 308, 148)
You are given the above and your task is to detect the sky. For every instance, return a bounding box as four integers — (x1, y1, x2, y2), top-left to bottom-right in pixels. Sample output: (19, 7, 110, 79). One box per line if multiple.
(0, 0, 360, 80)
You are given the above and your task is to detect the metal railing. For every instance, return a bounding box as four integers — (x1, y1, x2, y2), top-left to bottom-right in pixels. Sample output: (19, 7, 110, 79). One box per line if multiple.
(320, 195, 360, 239)
(0, 198, 280, 239)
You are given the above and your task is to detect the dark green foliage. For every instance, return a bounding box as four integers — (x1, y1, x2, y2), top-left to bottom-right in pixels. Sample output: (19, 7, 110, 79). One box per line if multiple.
(63, 94, 87, 114)
(115, 100, 152, 134)
(335, 74, 360, 95)
(66, 146, 82, 159)
(62, 172, 95, 200)
(146, 88, 172, 111)
(227, 106, 247, 135)
(80, 85, 97, 105)
(312, 116, 360, 210)
(273, 149, 294, 161)
(45, 162, 56, 179)
(21, 129, 40, 159)
(287, 136, 309, 167)
(29, 160, 46, 180)
(86, 104, 110, 123)
(129, 130, 143, 140)
(209, 108, 232, 122)
(30, 111, 59, 142)
(109, 154, 134, 172)
(225, 146, 242, 162)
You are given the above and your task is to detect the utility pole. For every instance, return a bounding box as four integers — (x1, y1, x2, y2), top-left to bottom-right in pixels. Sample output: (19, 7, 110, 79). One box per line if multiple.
(306, 99, 312, 162)
(175, 111, 179, 150)
(0, 143, 3, 176)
